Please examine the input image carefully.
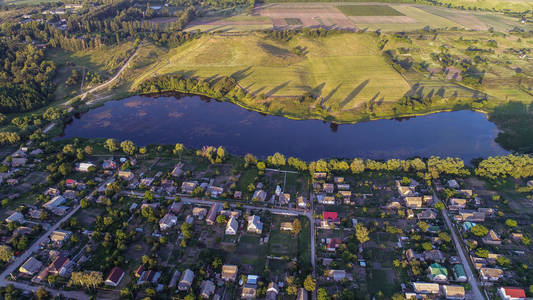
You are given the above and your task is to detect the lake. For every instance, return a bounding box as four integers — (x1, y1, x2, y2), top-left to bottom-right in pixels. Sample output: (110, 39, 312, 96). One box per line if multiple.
(60, 95, 509, 162)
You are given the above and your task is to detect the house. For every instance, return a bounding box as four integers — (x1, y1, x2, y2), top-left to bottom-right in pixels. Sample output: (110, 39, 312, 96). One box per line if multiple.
(138, 270, 161, 284)
(19, 257, 43, 275)
(234, 191, 242, 199)
(181, 181, 198, 194)
(406, 209, 415, 219)
(247, 215, 263, 234)
(511, 233, 524, 241)
(405, 249, 421, 261)
(208, 186, 224, 198)
(453, 264, 467, 282)
(483, 230, 502, 245)
(323, 183, 334, 194)
(48, 254, 69, 276)
(76, 162, 95, 172)
(140, 178, 154, 187)
(63, 190, 76, 199)
(323, 212, 339, 224)
(423, 195, 433, 204)
(102, 159, 116, 169)
(178, 269, 194, 291)
(275, 185, 282, 196)
(134, 265, 145, 278)
(412, 282, 440, 295)
(45, 188, 60, 196)
(200, 280, 215, 299)
(327, 269, 346, 281)
(279, 193, 291, 205)
(242, 283, 257, 299)
(459, 210, 485, 222)
(29, 209, 42, 219)
(498, 287, 526, 300)
(225, 217, 238, 235)
(192, 207, 207, 219)
(297, 288, 308, 300)
(266, 282, 279, 300)
(43, 196, 66, 210)
(449, 198, 467, 209)
(222, 265, 238, 281)
(428, 263, 448, 282)
(322, 196, 335, 205)
(171, 163, 184, 177)
(442, 285, 465, 300)
(337, 184, 350, 190)
(105, 267, 125, 287)
(326, 238, 342, 252)
(50, 230, 72, 246)
(448, 180, 460, 188)
(5, 212, 24, 223)
(417, 209, 437, 220)
(206, 203, 221, 225)
(334, 177, 344, 184)
(479, 267, 503, 281)
(313, 172, 327, 179)
(118, 171, 134, 181)
(170, 202, 183, 214)
(280, 222, 294, 231)
(159, 213, 178, 231)
(11, 157, 27, 167)
(397, 181, 416, 197)
(252, 190, 267, 202)
(405, 197, 422, 208)
(297, 196, 308, 208)
(423, 250, 445, 263)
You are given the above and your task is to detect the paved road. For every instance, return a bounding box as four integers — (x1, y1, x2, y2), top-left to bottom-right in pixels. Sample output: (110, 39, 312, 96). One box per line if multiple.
(435, 193, 483, 300)
(0, 205, 88, 300)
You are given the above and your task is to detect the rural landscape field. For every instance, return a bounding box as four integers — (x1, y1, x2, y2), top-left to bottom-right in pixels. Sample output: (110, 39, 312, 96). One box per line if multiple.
(1, 0, 533, 299)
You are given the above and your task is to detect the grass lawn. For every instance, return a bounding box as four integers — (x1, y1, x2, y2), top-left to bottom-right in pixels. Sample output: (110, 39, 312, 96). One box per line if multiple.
(232, 234, 268, 273)
(297, 216, 312, 271)
(338, 5, 404, 16)
(285, 18, 303, 25)
(269, 215, 298, 257)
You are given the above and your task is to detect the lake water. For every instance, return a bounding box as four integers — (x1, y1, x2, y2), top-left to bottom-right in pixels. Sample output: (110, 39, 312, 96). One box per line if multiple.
(60, 95, 509, 162)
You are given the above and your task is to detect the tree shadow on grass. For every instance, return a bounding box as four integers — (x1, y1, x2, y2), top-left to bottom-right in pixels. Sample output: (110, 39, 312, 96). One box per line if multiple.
(339, 79, 369, 109)
(231, 67, 253, 81)
(266, 81, 290, 97)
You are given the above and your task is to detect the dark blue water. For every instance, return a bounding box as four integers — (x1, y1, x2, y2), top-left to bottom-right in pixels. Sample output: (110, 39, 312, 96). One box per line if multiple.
(60, 95, 508, 161)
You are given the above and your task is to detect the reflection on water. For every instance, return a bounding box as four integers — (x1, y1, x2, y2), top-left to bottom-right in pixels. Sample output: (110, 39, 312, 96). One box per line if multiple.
(60, 95, 509, 162)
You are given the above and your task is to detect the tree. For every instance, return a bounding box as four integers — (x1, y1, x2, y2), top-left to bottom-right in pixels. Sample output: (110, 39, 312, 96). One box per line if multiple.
(267, 152, 286, 167)
(121, 140, 136, 155)
(70, 271, 103, 288)
(303, 275, 316, 292)
(475, 248, 489, 258)
(244, 153, 257, 168)
(505, 219, 517, 228)
(181, 222, 193, 239)
(355, 223, 369, 244)
(438, 232, 452, 243)
(104, 139, 119, 152)
(257, 161, 266, 170)
(350, 158, 365, 174)
(35, 287, 49, 300)
(292, 219, 302, 236)
(422, 242, 433, 251)
(0, 245, 13, 262)
(417, 221, 429, 232)
(144, 191, 154, 202)
(173, 143, 185, 156)
(471, 224, 489, 237)
(317, 288, 330, 300)
(216, 215, 227, 224)
(496, 256, 511, 267)
(434, 202, 445, 210)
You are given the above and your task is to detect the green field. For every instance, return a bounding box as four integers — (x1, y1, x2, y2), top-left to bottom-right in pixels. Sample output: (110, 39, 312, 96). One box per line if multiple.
(338, 4, 404, 16)
(133, 32, 411, 119)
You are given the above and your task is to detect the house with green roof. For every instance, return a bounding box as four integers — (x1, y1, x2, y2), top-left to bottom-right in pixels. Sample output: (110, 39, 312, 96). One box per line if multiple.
(428, 263, 448, 282)
(453, 264, 467, 282)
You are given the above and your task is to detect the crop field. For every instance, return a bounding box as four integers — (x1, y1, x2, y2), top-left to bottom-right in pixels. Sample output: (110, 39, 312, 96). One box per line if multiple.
(133, 32, 411, 114)
(337, 4, 404, 16)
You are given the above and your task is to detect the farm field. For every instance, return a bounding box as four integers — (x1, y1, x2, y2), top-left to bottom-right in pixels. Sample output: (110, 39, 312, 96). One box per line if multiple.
(187, 3, 532, 33)
(132, 32, 411, 115)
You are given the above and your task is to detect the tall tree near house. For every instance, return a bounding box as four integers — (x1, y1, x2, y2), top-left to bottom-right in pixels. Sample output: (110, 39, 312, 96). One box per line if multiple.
(355, 223, 370, 244)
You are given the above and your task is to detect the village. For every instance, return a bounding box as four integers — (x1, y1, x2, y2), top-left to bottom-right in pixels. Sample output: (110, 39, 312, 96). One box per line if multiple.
(0, 142, 531, 300)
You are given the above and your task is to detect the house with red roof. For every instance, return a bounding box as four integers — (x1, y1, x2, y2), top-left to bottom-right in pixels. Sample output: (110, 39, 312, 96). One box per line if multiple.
(323, 212, 339, 223)
(498, 287, 526, 300)
(105, 267, 125, 287)
(326, 238, 342, 252)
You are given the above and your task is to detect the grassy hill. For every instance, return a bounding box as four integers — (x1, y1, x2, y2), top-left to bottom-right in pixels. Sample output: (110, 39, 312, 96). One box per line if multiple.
(133, 32, 411, 117)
